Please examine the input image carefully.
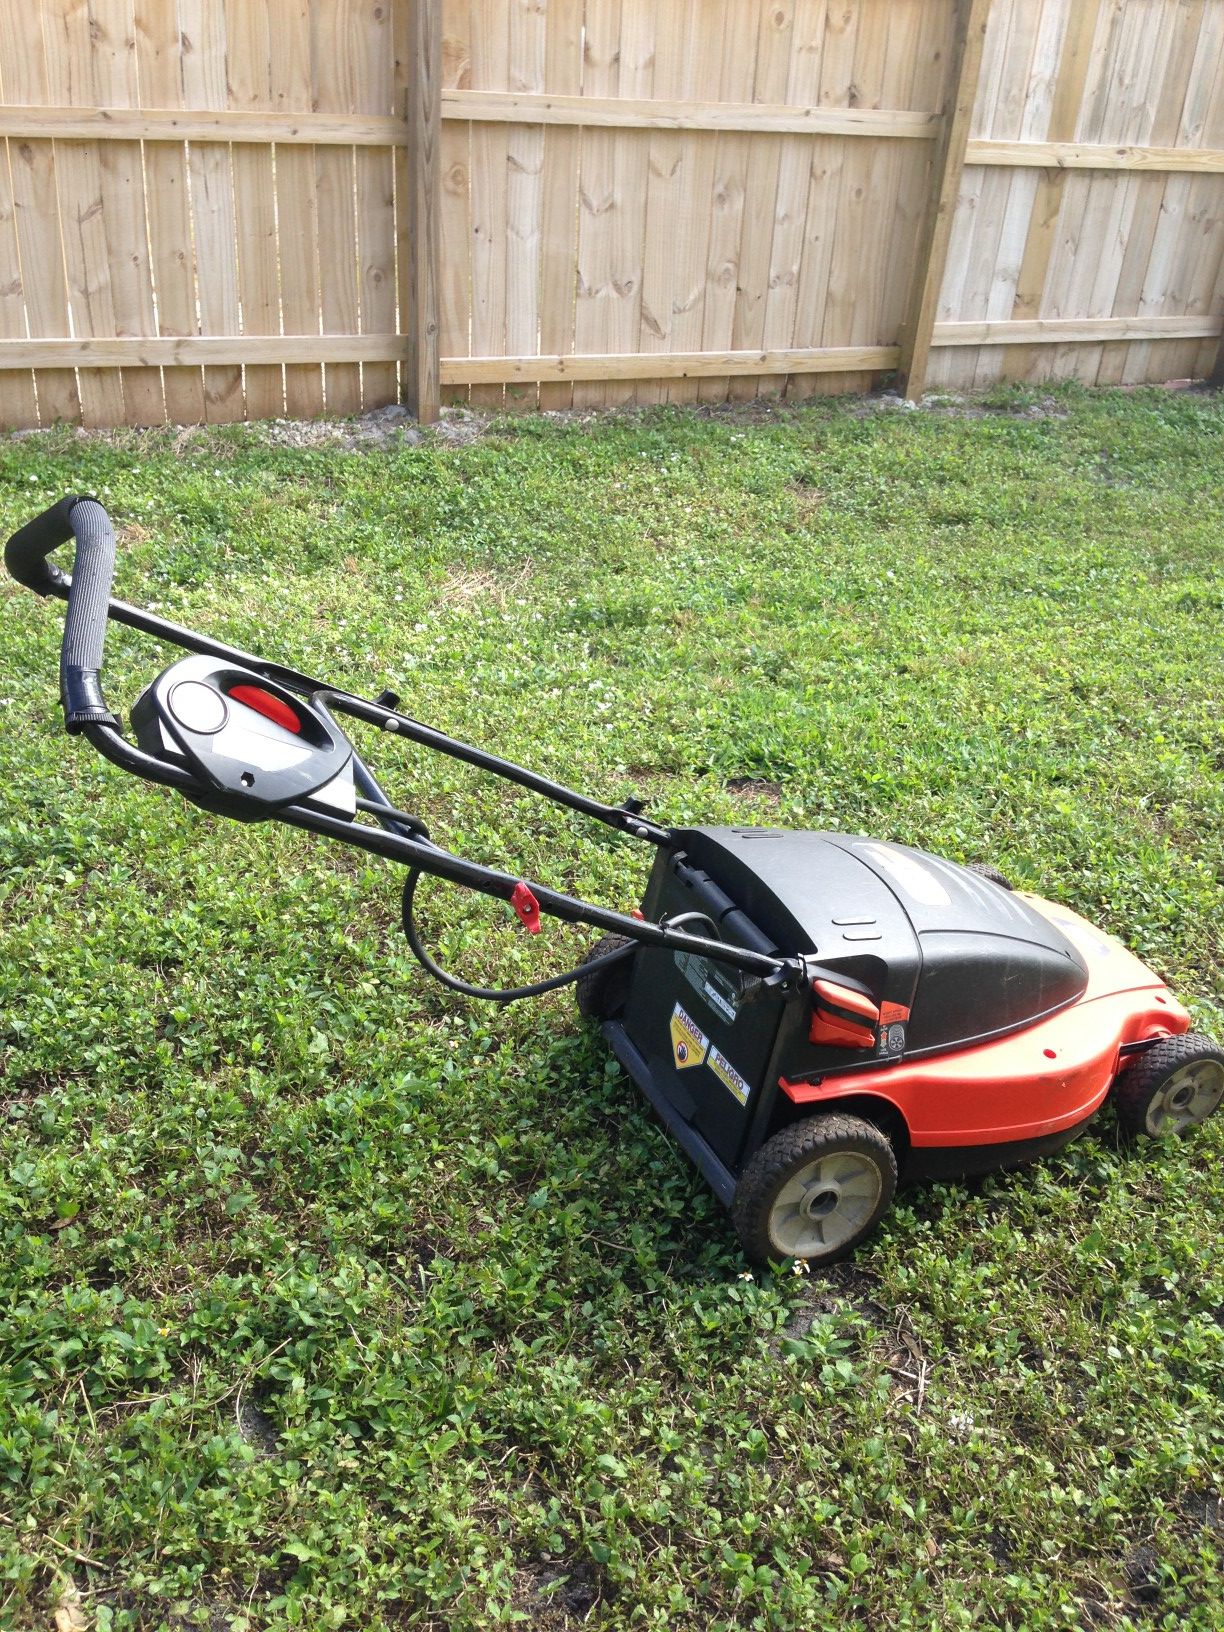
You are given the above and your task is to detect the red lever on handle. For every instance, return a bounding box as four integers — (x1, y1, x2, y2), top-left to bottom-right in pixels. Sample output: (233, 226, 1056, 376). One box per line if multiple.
(510, 882, 542, 934)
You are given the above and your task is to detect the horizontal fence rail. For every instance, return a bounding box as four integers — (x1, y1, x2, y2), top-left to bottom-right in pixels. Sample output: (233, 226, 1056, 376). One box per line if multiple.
(1, 0, 1222, 428)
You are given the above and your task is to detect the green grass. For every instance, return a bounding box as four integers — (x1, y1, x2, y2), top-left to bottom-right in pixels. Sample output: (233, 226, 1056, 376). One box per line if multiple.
(1, 385, 1222, 1631)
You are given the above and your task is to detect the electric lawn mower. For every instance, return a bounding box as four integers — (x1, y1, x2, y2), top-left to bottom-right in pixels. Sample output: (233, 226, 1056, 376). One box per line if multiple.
(8, 497, 1223, 1266)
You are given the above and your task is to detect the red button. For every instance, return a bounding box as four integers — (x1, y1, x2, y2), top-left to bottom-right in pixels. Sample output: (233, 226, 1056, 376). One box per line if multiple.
(227, 684, 302, 734)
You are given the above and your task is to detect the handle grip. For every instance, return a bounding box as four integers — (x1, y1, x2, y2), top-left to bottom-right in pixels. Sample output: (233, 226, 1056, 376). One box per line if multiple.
(5, 494, 121, 730)
(4, 495, 81, 595)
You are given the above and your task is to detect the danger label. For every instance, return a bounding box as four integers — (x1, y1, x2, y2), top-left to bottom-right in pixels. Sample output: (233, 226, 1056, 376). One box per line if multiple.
(708, 1044, 751, 1107)
(670, 1003, 709, 1070)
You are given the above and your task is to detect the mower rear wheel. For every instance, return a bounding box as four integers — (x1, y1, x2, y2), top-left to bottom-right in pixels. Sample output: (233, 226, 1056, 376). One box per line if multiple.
(733, 1113, 897, 1267)
(1113, 1033, 1224, 1138)
(575, 934, 636, 1022)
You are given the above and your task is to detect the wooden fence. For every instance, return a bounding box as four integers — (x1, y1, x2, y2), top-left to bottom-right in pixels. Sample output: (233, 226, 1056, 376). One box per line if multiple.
(1, 0, 1223, 427)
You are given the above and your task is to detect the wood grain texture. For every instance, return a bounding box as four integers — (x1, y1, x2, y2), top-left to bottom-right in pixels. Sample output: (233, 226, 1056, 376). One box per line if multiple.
(441, 344, 901, 382)
(39, 0, 127, 425)
(135, 0, 207, 423)
(312, 0, 362, 415)
(436, 0, 474, 405)
(402, 0, 442, 420)
(0, 106, 409, 143)
(441, 88, 941, 135)
(5, 0, 1224, 428)
(0, 0, 73, 423)
(533, 0, 581, 410)
(226, 0, 284, 420)
(895, 0, 994, 399)
(571, 0, 625, 409)
(728, 2, 794, 402)
(179, 0, 243, 420)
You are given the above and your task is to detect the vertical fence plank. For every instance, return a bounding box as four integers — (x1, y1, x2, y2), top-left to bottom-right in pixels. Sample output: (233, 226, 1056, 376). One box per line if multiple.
(572, 0, 624, 410)
(759, 0, 826, 403)
(400, 0, 441, 421)
(696, 0, 760, 404)
(500, 0, 546, 410)
(965, 0, 1060, 392)
(0, 145, 40, 427)
(1058, 2, 1175, 384)
(179, 0, 243, 420)
(877, 0, 955, 393)
(600, 0, 655, 408)
(313, 0, 362, 415)
(823, 1, 889, 400)
(355, 0, 398, 410)
(663, 1, 726, 407)
(728, 3, 792, 401)
(895, 0, 992, 400)
(40, 0, 127, 425)
(999, 0, 1100, 384)
(272, 0, 324, 418)
(435, 0, 472, 407)
(786, 0, 846, 405)
(226, 0, 284, 419)
(468, 0, 509, 409)
(0, 2, 50, 427)
(90, 0, 164, 424)
(2, 3, 81, 426)
(1119, 3, 1219, 384)
(1097, 0, 1207, 385)
(536, 0, 582, 411)
(135, 0, 207, 424)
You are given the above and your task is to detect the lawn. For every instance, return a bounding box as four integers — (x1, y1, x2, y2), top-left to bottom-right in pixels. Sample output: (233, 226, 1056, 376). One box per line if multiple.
(1, 386, 1222, 1631)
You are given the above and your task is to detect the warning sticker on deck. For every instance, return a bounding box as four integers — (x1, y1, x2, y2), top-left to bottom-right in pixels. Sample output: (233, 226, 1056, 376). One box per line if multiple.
(708, 1044, 751, 1107)
(670, 1003, 709, 1070)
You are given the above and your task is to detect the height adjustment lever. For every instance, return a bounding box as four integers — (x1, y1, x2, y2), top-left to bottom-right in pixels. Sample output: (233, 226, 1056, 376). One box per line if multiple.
(510, 881, 542, 934)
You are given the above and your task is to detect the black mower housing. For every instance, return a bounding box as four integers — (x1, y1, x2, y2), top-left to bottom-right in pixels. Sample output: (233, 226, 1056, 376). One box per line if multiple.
(609, 828, 1090, 1188)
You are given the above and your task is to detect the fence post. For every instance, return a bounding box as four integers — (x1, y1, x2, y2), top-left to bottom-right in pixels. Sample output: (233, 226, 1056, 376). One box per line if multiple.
(402, 0, 442, 422)
(895, 0, 992, 403)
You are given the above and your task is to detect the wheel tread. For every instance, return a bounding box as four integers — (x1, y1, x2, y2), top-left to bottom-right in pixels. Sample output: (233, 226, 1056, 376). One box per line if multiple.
(1112, 1031, 1224, 1138)
(732, 1112, 898, 1267)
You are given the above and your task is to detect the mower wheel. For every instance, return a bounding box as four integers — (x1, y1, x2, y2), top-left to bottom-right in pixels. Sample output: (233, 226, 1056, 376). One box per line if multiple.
(1112, 1033, 1224, 1139)
(965, 861, 1014, 890)
(575, 934, 636, 1022)
(732, 1113, 897, 1268)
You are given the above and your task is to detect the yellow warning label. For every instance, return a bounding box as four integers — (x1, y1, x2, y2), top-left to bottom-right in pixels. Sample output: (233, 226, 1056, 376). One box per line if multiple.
(670, 1003, 709, 1070)
(709, 1044, 751, 1106)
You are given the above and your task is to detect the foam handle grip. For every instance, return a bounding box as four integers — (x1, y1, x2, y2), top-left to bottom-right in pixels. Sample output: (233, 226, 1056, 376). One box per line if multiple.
(58, 498, 120, 729)
(5, 494, 120, 730)
(4, 495, 81, 596)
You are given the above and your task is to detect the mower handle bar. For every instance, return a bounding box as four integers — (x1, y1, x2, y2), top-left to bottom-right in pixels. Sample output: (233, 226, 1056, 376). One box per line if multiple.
(5, 494, 121, 731)
(5, 497, 805, 986)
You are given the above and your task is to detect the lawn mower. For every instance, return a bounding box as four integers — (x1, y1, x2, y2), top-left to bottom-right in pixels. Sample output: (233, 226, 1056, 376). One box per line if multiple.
(8, 497, 1223, 1266)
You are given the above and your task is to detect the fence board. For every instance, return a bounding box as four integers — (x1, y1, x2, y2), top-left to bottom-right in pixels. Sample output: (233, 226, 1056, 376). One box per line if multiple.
(312, 0, 362, 415)
(0, 141, 39, 427)
(135, 0, 206, 423)
(697, 0, 761, 404)
(438, 1, 474, 406)
(468, 0, 509, 410)
(571, 0, 624, 410)
(3, 0, 1224, 429)
(179, 0, 243, 420)
(272, 0, 325, 418)
(728, 2, 794, 402)
(40, 1, 127, 425)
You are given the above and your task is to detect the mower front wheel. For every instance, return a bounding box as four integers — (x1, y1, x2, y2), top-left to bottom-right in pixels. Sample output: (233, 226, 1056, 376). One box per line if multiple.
(1112, 1033, 1224, 1138)
(575, 934, 636, 1022)
(732, 1113, 898, 1268)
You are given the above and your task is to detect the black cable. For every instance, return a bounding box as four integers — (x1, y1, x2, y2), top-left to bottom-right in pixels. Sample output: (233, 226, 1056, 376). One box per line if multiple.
(400, 867, 638, 1004)
(659, 910, 722, 940)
